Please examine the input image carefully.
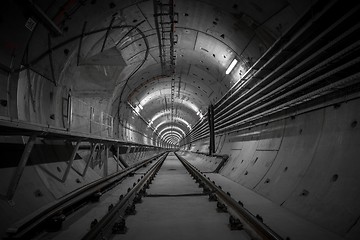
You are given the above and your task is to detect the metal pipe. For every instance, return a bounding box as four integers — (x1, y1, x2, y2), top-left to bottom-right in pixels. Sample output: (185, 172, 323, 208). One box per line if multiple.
(215, 20, 360, 123)
(215, 56, 360, 131)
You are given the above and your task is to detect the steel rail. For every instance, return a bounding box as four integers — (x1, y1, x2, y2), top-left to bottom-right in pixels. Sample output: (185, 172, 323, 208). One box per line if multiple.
(175, 152, 283, 240)
(82, 152, 168, 240)
(5, 153, 166, 239)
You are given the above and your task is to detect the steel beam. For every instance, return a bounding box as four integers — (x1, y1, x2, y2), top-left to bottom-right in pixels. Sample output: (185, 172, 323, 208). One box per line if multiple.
(61, 141, 81, 182)
(101, 17, 116, 52)
(26, 0, 63, 36)
(77, 21, 87, 66)
(208, 104, 215, 155)
(5, 135, 37, 201)
(47, 34, 57, 86)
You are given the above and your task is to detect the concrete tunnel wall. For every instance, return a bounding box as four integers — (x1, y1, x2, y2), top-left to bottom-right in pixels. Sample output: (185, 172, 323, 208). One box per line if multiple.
(185, 94, 360, 238)
(0, 41, 165, 236)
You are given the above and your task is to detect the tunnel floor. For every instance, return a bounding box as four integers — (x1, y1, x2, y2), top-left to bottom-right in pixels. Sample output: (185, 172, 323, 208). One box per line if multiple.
(112, 152, 251, 240)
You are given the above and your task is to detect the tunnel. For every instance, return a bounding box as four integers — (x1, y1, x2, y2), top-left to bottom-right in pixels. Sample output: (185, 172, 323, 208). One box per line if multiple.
(0, 0, 359, 239)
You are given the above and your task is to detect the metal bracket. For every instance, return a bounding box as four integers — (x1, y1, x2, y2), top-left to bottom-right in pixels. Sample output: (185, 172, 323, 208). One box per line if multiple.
(72, 143, 98, 177)
(61, 141, 81, 182)
(208, 104, 215, 155)
(0, 135, 37, 203)
(77, 21, 87, 66)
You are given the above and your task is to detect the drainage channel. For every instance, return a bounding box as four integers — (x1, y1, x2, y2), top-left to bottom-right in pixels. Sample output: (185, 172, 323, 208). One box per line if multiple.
(108, 152, 252, 240)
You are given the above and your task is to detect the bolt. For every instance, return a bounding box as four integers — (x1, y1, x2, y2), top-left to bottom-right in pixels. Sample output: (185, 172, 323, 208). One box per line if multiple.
(46, 214, 66, 232)
(256, 214, 263, 222)
(108, 204, 114, 212)
(112, 217, 127, 234)
(125, 204, 136, 215)
(133, 194, 142, 204)
(217, 202, 227, 212)
(90, 219, 98, 229)
(91, 192, 102, 202)
(208, 193, 217, 201)
(229, 215, 243, 230)
(0, 99, 7, 107)
(203, 186, 211, 193)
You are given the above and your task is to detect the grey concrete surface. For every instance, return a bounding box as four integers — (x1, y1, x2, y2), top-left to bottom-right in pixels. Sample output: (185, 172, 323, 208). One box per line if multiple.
(114, 154, 250, 240)
(205, 173, 344, 240)
(116, 196, 251, 240)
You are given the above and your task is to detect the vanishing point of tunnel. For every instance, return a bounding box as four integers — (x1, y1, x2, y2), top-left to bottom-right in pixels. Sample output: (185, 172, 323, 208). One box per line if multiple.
(0, 0, 360, 239)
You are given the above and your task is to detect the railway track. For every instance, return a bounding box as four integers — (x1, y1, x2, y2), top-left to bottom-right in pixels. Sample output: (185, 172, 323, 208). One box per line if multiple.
(7, 152, 283, 240)
(4, 153, 167, 240)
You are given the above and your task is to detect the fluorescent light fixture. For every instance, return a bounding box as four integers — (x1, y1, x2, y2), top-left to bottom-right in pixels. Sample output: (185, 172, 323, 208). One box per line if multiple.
(148, 120, 153, 127)
(226, 58, 238, 75)
(134, 106, 140, 113)
(153, 117, 192, 132)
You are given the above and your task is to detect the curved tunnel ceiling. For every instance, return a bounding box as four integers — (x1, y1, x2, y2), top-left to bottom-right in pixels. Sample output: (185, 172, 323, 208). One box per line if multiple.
(17, 0, 311, 146)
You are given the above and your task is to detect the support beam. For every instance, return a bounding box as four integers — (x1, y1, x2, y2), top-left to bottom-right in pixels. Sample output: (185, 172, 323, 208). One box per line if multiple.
(104, 145, 108, 177)
(25, 0, 63, 36)
(77, 21, 87, 66)
(61, 141, 81, 182)
(5, 135, 37, 202)
(47, 34, 57, 86)
(208, 104, 215, 155)
(101, 17, 116, 52)
(116, 147, 129, 168)
(78, 143, 97, 177)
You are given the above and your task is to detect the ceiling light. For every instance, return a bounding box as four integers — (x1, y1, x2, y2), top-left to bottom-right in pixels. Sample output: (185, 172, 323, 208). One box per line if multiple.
(226, 58, 238, 75)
